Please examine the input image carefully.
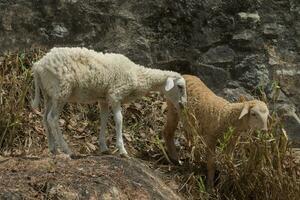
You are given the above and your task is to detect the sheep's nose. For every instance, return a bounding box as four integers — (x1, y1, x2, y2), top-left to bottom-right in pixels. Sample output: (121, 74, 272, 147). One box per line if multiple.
(179, 102, 185, 109)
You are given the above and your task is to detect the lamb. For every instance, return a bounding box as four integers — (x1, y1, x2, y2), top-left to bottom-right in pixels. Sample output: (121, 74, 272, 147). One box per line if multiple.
(163, 74, 269, 189)
(32, 47, 187, 157)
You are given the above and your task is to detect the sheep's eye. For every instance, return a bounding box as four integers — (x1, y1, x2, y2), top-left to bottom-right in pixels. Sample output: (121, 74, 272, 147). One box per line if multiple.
(177, 85, 183, 89)
(251, 112, 256, 116)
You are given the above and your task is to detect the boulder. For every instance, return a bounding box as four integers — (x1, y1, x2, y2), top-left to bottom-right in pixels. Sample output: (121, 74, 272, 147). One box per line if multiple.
(276, 104, 300, 147)
(0, 156, 182, 200)
(222, 86, 254, 102)
(233, 55, 270, 90)
(262, 23, 285, 38)
(233, 30, 256, 41)
(195, 63, 231, 91)
(274, 68, 300, 113)
(237, 12, 261, 24)
(201, 45, 236, 66)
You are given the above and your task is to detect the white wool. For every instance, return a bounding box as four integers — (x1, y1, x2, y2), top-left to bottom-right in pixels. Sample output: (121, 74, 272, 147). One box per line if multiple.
(33, 47, 182, 104)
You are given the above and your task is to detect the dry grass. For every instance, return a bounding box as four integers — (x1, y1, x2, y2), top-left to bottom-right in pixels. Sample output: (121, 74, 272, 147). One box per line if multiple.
(0, 50, 299, 200)
(0, 49, 45, 153)
(216, 120, 300, 200)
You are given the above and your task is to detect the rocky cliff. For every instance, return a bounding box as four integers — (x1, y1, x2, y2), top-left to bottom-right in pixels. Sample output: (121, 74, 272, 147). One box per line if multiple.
(0, 0, 299, 143)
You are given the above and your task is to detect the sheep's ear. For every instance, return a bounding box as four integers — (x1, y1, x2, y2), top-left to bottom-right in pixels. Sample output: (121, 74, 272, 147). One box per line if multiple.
(239, 103, 250, 119)
(165, 77, 175, 91)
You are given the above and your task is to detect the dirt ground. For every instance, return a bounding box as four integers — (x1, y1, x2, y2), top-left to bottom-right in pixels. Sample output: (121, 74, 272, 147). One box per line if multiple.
(0, 154, 183, 200)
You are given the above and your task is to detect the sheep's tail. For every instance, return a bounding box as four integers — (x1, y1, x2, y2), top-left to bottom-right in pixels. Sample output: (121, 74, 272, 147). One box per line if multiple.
(31, 70, 41, 110)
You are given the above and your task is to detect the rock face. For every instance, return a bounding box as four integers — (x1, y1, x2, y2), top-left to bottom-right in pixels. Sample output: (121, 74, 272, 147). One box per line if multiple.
(0, 0, 299, 144)
(0, 155, 182, 200)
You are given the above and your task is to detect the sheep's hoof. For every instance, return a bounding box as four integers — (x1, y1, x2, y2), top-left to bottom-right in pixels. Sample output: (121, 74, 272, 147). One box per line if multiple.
(69, 154, 83, 159)
(49, 148, 58, 155)
(119, 153, 130, 158)
(100, 150, 111, 155)
(56, 153, 72, 160)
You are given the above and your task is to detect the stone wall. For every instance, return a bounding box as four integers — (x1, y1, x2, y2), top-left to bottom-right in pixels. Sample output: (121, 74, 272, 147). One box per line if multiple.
(0, 0, 299, 144)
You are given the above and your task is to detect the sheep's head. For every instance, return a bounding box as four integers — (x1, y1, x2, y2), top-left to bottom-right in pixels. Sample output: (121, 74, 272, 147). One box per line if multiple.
(163, 77, 187, 110)
(239, 100, 269, 131)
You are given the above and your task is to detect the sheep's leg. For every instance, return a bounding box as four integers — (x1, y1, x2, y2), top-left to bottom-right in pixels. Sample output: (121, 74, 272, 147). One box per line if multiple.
(163, 100, 180, 163)
(206, 145, 216, 191)
(43, 95, 57, 154)
(112, 103, 128, 157)
(47, 101, 72, 155)
(207, 153, 215, 191)
(99, 102, 109, 153)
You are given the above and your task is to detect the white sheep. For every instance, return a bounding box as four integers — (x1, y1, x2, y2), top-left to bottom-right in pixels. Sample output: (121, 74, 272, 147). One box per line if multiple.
(32, 47, 187, 157)
(163, 75, 269, 189)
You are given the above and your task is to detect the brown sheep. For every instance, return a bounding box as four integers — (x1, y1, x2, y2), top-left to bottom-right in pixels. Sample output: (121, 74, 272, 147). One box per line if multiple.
(163, 75, 269, 189)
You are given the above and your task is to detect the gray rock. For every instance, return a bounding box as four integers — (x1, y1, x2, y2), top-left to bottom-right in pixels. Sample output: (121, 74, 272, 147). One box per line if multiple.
(293, 21, 300, 35)
(234, 55, 270, 90)
(38, 28, 49, 40)
(195, 63, 231, 91)
(197, 27, 222, 49)
(274, 68, 300, 113)
(154, 59, 193, 74)
(62, 0, 79, 3)
(154, 60, 230, 92)
(222, 86, 254, 102)
(232, 30, 263, 50)
(1, 11, 13, 31)
(290, 0, 300, 15)
(237, 12, 260, 23)
(226, 80, 241, 89)
(262, 23, 285, 37)
(201, 45, 236, 66)
(233, 30, 256, 41)
(265, 83, 291, 104)
(276, 104, 300, 147)
(51, 24, 69, 38)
